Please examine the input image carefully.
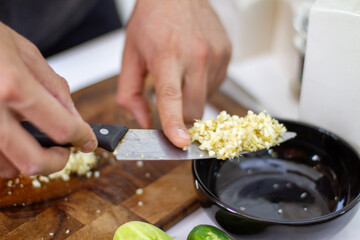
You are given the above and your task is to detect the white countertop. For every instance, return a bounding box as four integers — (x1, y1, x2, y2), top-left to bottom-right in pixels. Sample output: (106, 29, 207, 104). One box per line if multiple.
(47, 29, 360, 240)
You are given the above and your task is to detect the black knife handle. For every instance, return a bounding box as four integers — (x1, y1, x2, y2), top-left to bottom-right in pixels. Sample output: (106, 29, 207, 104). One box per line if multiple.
(90, 123, 129, 152)
(21, 121, 129, 152)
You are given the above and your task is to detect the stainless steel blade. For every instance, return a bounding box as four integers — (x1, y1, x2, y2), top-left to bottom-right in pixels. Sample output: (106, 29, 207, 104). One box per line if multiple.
(113, 129, 297, 161)
(114, 129, 210, 160)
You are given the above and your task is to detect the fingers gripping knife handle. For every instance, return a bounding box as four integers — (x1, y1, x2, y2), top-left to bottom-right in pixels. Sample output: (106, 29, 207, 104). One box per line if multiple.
(21, 121, 129, 152)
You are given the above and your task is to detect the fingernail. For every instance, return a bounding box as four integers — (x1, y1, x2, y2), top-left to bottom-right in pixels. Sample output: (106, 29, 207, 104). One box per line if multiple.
(81, 139, 97, 152)
(176, 128, 191, 141)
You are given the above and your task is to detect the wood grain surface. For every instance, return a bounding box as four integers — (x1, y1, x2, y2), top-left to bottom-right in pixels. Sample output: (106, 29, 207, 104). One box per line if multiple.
(0, 76, 247, 239)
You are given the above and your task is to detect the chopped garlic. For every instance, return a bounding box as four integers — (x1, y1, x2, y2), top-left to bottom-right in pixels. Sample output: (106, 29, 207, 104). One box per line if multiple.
(188, 111, 287, 160)
(31, 149, 98, 188)
(136, 188, 144, 195)
(48, 149, 97, 179)
(7, 180, 13, 188)
(39, 176, 50, 183)
(32, 179, 41, 188)
(136, 160, 144, 168)
(61, 173, 70, 182)
(86, 171, 92, 179)
(94, 171, 100, 178)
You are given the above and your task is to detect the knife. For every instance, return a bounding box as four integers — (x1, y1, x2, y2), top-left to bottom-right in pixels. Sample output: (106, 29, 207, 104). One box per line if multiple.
(21, 121, 296, 160)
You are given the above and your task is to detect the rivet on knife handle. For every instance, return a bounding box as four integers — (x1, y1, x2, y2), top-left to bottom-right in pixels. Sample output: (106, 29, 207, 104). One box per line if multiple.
(21, 121, 129, 152)
(90, 123, 129, 152)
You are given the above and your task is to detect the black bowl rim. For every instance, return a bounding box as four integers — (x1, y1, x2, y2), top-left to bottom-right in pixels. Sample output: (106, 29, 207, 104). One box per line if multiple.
(192, 118, 360, 225)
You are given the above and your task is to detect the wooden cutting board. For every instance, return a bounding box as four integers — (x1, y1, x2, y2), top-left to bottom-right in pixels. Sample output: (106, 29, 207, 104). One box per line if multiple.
(0, 76, 247, 240)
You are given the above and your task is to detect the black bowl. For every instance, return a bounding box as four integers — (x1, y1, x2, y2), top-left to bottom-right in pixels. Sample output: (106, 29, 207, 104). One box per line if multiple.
(192, 119, 360, 240)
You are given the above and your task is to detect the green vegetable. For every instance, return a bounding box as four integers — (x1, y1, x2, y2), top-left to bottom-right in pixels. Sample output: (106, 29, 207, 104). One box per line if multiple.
(187, 225, 232, 240)
(113, 221, 173, 240)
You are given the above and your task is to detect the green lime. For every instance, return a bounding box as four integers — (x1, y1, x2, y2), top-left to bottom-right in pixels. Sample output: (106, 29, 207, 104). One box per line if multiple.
(113, 221, 173, 240)
(187, 224, 232, 240)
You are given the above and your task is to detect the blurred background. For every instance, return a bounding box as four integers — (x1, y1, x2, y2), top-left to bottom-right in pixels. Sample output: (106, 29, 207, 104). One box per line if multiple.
(44, 0, 359, 151)
(41, 0, 313, 120)
(116, 0, 360, 152)
(114, 0, 314, 120)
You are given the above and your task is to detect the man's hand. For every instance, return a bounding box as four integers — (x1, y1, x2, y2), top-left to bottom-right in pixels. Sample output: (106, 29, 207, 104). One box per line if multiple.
(117, 0, 232, 148)
(0, 23, 97, 178)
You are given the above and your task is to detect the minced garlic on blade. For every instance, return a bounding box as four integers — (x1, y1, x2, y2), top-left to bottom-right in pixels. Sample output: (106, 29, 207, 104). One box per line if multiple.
(188, 110, 287, 160)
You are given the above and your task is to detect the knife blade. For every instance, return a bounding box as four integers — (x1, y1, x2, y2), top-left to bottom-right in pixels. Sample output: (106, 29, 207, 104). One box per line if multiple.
(113, 129, 296, 160)
(22, 122, 296, 160)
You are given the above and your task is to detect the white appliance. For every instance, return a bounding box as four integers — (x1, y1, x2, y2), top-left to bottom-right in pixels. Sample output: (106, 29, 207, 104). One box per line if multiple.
(213, 0, 359, 151)
(299, 0, 360, 151)
(213, 0, 314, 119)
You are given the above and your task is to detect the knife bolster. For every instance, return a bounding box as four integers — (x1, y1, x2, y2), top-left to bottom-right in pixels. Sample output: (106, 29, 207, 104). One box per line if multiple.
(90, 124, 129, 152)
